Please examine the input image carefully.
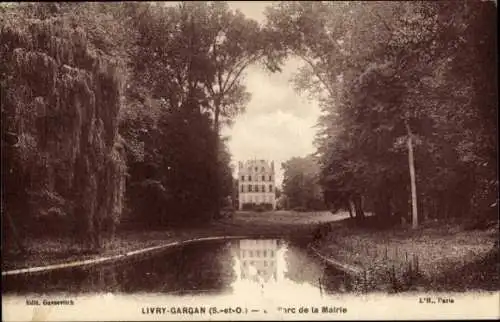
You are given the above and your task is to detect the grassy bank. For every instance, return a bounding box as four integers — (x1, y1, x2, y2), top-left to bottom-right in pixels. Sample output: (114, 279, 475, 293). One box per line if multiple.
(5, 210, 496, 294)
(313, 217, 499, 292)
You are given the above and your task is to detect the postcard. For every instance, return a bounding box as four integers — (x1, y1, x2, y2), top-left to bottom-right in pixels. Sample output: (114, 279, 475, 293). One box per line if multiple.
(2, 1, 498, 321)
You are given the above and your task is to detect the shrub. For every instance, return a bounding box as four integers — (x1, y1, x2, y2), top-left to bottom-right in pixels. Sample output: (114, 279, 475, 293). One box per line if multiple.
(241, 203, 273, 211)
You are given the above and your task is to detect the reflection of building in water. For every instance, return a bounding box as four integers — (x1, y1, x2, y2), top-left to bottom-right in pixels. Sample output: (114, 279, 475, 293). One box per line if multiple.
(238, 239, 278, 283)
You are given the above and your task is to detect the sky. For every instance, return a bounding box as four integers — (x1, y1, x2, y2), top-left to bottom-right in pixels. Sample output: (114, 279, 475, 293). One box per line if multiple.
(222, 2, 322, 186)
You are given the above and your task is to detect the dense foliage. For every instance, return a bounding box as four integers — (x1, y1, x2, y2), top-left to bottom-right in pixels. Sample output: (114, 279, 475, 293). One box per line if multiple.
(281, 155, 326, 211)
(118, 2, 265, 228)
(1, 2, 265, 251)
(1, 1, 496, 256)
(265, 1, 498, 227)
(1, 3, 126, 250)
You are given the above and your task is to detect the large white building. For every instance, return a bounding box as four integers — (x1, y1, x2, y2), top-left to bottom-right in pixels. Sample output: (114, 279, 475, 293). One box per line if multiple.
(238, 159, 276, 210)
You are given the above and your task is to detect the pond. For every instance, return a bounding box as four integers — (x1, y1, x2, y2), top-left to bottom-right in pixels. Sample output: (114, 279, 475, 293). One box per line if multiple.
(2, 238, 358, 297)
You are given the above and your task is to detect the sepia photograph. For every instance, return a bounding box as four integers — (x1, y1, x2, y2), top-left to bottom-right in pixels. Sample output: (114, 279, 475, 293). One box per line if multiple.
(1, 1, 499, 321)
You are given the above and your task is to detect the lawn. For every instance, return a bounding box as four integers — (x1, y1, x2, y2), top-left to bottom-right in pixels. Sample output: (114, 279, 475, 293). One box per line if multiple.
(229, 210, 349, 225)
(313, 218, 499, 292)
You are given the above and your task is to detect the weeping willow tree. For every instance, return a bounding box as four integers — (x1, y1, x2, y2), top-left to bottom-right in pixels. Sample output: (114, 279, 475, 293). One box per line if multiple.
(1, 6, 126, 252)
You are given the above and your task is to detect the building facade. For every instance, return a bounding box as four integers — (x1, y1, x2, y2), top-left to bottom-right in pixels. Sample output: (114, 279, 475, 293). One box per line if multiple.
(238, 159, 276, 210)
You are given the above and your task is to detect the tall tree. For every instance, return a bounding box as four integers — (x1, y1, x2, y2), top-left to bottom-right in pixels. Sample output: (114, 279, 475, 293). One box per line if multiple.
(264, 1, 498, 227)
(117, 2, 270, 225)
(1, 3, 127, 250)
(282, 155, 325, 210)
(123, 2, 272, 220)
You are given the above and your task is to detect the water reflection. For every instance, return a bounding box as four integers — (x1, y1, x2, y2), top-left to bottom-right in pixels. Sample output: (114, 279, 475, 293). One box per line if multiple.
(236, 239, 279, 283)
(229, 239, 352, 299)
(3, 238, 353, 296)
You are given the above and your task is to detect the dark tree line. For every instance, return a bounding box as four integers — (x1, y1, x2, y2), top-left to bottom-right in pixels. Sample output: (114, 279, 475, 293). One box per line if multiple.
(117, 2, 270, 228)
(1, 2, 274, 251)
(1, 1, 497, 256)
(265, 1, 498, 227)
(281, 155, 326, 211)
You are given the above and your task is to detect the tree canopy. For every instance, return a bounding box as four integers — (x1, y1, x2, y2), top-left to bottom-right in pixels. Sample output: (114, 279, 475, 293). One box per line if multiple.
(281, 155, 325, 211)
(265, 1, 498, 227)
(1, 2, 272, 249)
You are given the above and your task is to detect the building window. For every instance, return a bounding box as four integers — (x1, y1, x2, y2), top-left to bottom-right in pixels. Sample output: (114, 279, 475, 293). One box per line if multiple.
(248, 175, 252, 181)
(270, 250, 274, 257)
(261, 167, 265, 172)
(269, 175, 272, 181)
(264, 261, 268, 267)
(262, 185, 265, 192)
(241, 176, 245, 181)
(269, 185, 273, 192)
(255, 167, 258, 172)
(256, 250, 260, 257)
(241, 185, 244, 192)
(248, 185, 252, 192)
(261, 175, 265, 181)
(263, 250, 267, 257)
(254, 184, 258, 192)
(249, 251, 253, 257)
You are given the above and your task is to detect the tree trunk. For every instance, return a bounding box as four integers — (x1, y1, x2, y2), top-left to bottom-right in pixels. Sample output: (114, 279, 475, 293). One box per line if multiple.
(353, 193, 365, 223)
(406, 122, 418, 229)
(213, 103, 221, 219)
(422, 197, 429, 222)
(347, 198, 354, 218)
(214, 103, 220, 134)
(432, 197, 438, 220)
